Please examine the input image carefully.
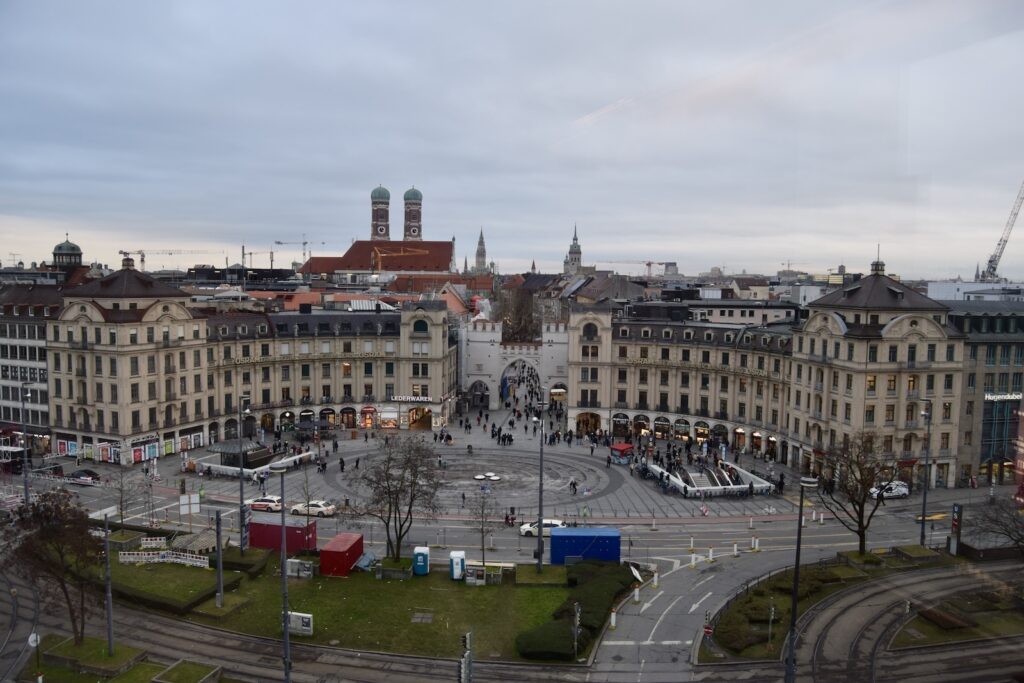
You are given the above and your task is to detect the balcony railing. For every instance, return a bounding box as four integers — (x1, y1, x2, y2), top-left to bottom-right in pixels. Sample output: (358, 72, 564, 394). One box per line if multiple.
(320, 396, 334, 404)
(341, 395, 354, 403)
(578, 400, 602, 409)
(581, 334, 600, 342)
(676, 406, 689, 414)
(75, 396, 88, 405)
(362, 395, 376, 403)
(904, 419, 919, 430)
(75, 368, 87, 377)
(164, 364, 176, 373)
(635, 402, 649, 411)
(906, 390, 920, 400)
(715, 411, 729, 420)
(613, 401, 628, 409)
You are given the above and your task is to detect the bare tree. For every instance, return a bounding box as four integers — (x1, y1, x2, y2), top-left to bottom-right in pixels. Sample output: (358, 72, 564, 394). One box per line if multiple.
(469, 492, 501, 567)
(973, 497, 1024, 558)
(353, 436, 441, 562)
(815, 432, 899, 554)
(4, 488, 103, 644)
(112, 464, 145, 526)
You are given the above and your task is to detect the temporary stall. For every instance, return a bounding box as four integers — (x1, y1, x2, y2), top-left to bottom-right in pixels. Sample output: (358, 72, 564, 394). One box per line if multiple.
(320, 533, 364, 577)
(248, 512, 317, 553)
(550, 527, 621, 565)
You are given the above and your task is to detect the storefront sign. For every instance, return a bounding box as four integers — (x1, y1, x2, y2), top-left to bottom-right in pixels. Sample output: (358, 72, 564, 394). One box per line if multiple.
(392, 395, 432, 402)
(984, 392, 1023, 402)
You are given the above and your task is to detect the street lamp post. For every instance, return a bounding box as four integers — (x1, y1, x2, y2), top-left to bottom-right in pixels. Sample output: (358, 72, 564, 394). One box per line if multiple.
(20, 382, 31, 505)
(533, 389, 547, 574)
(238, 395, 250, 555)
(784, 475, 818, 683)
(919, 400, 932, 546)
(269, 460, 291, 682)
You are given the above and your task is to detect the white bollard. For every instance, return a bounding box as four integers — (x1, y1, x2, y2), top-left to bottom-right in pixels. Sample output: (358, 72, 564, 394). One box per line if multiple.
(749, 517, 754, 529)
(819, 514, 825, 525)
(651, 517, 657, 531)
(708, 546, 715, 562)
(690, 536, 694, 549)
(733, 543, 738, 557)
(653, 572, 659, 588)
(610, 608, 617, 630)
(811, 510, 817, 522)
(755, 537, 761, 551)
(751, 536, 756, 549)
(633, 587, 640, 604)
(801, 515, 807, 528)
(690, 553, 696, 568)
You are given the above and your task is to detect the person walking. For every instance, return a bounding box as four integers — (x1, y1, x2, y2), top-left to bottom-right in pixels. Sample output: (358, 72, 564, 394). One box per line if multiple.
(355, 457, 360, 469)
(339, 457, 345, 473)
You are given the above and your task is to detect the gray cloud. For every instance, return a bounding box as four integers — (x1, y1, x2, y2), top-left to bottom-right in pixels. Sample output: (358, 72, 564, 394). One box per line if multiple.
(1, 1, 1023, 279)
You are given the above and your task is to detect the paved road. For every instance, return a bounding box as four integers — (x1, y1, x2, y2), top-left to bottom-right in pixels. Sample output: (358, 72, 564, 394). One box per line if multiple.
(1, 406, 1019, 681)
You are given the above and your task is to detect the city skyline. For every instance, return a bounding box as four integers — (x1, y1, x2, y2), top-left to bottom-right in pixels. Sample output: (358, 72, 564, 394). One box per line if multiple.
(2, 2, 1024, 278)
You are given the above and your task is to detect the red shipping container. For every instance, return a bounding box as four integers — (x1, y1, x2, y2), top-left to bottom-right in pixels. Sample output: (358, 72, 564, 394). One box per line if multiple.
(320, 533, 364, 577)
(249, 512, 317, 554)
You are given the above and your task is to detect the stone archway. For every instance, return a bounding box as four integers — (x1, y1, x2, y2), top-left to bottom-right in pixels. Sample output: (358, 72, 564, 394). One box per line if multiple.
(467, 380, 490, 409)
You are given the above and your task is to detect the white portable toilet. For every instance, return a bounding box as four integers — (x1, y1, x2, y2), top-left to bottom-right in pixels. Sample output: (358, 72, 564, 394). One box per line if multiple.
(449, 550, 466, 580)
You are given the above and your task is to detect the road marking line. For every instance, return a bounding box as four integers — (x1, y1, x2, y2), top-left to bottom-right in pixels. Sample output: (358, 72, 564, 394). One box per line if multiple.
(640, 590, 664, 614)
(688, 590, 713, 614)
(694, 575, 714, 589)
(603, 640, 636, 645)
(647, 594, 685, 642)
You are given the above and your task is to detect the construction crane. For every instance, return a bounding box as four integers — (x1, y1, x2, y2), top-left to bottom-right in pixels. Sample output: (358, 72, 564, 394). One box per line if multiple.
(274, 235, 326, 263)
(119, 249, 223, 271)
(980, 179, 1024, 282)
(592, 259, 668, 277)
(242, 246, 275, 269)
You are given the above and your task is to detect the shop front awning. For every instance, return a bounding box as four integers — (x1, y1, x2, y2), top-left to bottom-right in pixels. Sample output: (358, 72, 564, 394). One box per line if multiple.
(898, 458, 918, 468)
(360, 406, 376, 414)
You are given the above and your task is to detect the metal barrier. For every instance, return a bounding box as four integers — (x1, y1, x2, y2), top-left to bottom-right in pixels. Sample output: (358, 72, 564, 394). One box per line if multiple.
(118, 550, 209, 568)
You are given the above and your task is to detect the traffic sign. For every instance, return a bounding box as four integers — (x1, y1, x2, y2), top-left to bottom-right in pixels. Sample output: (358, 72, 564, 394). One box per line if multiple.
(703, 625, 714, 636)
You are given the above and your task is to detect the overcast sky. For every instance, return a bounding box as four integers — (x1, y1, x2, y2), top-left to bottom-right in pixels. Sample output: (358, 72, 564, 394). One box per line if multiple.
(2, 1, 1024, 280)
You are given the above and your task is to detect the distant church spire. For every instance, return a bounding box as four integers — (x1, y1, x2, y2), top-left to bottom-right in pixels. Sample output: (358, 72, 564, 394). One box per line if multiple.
(474, 228, 488, 274)
(531, 260, 536, 274)
(563, 225, 582, 275)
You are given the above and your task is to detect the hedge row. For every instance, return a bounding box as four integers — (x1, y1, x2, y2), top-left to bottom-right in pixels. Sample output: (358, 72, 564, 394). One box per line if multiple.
(218, 547, 270, 578)
(517, 561, 635, 661)
(919, 607, 977, 630)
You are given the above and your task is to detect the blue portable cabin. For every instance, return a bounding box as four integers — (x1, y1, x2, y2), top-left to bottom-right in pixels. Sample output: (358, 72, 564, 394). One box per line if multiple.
(550, 527, 621, 565)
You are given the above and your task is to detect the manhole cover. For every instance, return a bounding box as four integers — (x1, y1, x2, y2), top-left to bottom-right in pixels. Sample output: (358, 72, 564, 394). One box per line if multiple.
(411, 612, 433, 623)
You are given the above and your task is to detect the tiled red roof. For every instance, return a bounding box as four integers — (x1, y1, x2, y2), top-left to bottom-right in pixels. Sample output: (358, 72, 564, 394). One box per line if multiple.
(388, 274, 493, 293)
(299, 240, 453, 274)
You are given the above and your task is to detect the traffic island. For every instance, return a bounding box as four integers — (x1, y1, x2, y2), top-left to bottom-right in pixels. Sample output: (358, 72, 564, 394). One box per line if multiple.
(698, 564, 884, 662)
(152, 660, 221, 683)
(892, 584, 1024, 648)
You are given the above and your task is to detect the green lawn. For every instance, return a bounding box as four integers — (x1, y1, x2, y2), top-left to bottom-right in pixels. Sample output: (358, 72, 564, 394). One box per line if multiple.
(515, 564, 566, 585)
(17, 661, 100, 683)
(110, 662, 169, 682)
(47, 635, 143, 670)
(156, 660, 218, 682)
(109, 560, 227, 602)
(185, 557, 568, 659)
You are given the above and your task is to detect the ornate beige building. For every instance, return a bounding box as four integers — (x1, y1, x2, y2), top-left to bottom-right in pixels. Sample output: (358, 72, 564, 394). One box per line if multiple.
(568, 262, 991, 490)
(48, 258, 457, 465)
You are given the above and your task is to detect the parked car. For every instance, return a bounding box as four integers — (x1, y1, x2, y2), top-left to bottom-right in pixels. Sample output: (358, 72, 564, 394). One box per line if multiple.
(519, 518, 567, 537)
(869, 481, 909, 499)
(290, 500, 336, 517)
(68, 469, 100, 485)
(246, 495, 283, 512)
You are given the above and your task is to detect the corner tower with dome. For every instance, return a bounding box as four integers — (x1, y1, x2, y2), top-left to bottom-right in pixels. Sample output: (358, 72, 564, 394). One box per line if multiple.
(370, 185, 391, 240)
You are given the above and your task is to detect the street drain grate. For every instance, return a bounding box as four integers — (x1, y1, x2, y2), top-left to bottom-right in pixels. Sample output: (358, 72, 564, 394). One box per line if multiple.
(411, 612, 434, 623)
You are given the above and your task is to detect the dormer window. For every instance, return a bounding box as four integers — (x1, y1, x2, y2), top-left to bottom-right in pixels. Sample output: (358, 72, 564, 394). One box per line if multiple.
(219, 325, 229, 336)
(684, 331, 693, 340)
(724, 334, 734, 343)
(662, 329, 672, 339)
(641, 328, 651, 338)
(705, 332, 713, 341)
(237, 325, 248, 335)
(619, 327, 629, 337)
(258, 324, 268, 334)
